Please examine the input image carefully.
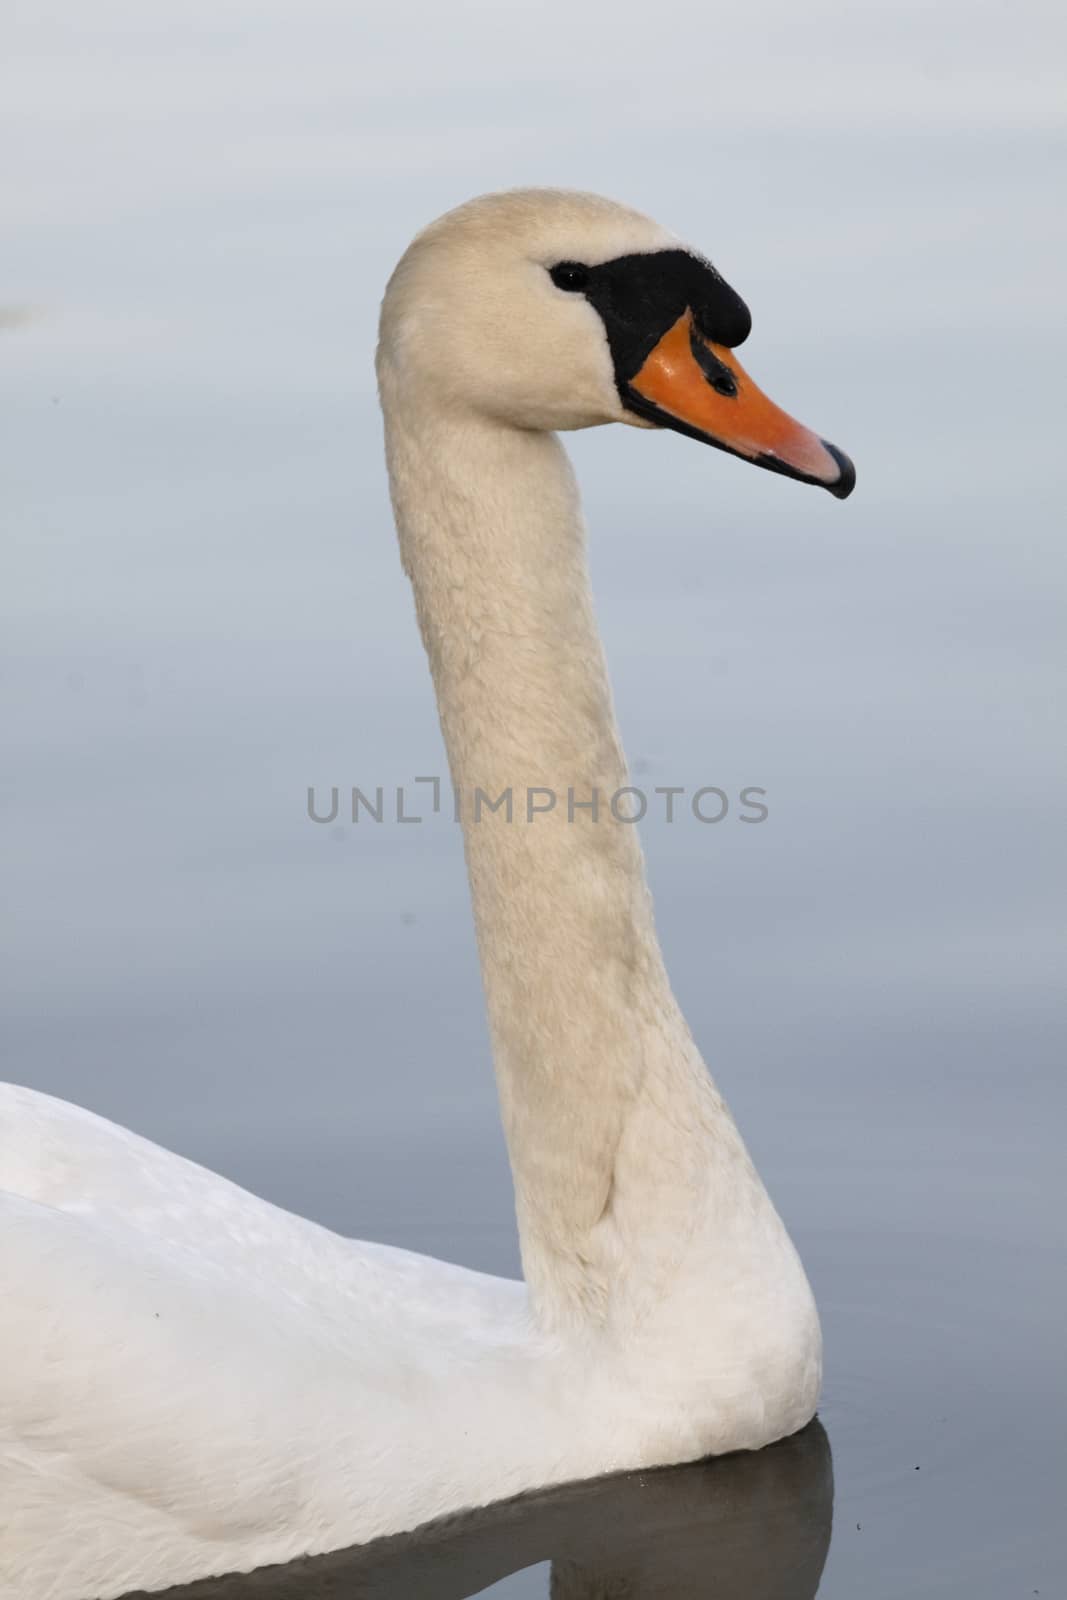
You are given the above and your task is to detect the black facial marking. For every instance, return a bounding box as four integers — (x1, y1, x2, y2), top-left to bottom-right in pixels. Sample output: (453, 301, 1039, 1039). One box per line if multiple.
(546, 249, 751, 390)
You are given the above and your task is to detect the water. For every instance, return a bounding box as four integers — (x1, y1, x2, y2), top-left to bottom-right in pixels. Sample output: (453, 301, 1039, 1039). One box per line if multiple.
(3, 3, 1064, 1596)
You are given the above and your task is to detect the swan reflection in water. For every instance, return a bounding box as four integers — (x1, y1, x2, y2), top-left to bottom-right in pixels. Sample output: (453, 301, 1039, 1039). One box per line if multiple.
(125, 1419, 831, 1600)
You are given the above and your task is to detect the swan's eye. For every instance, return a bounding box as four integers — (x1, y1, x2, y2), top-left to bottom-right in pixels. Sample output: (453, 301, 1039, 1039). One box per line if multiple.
(550, 262, 591, 293)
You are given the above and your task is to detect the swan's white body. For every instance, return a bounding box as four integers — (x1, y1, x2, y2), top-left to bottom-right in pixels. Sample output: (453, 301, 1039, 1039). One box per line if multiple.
(0, 191, 834, 1600)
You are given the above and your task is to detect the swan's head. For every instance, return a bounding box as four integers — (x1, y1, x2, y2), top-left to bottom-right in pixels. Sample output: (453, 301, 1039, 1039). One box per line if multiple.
(377, 188, 854, 498)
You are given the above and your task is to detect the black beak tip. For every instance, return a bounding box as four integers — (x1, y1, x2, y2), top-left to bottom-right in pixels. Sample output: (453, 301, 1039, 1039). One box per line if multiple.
(823, 442, 856, 500)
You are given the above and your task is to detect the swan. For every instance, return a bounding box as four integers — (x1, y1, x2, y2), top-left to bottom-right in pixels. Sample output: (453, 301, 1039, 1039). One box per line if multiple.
(0, 188, 854, 1600)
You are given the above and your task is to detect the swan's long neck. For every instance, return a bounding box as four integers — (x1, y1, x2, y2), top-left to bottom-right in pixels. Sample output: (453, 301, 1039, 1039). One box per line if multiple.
(381, 399, 753, 1332)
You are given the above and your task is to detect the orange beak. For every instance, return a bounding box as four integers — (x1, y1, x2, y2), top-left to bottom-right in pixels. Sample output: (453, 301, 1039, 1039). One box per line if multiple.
(624, 312, 855, 499)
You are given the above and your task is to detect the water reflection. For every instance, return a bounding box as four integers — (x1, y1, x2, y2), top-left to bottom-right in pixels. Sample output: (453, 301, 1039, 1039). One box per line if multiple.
(131, 1420, 831, 1600)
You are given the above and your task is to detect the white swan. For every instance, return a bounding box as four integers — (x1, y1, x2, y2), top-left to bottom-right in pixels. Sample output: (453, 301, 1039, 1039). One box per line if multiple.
(0, 188, 853, 1600)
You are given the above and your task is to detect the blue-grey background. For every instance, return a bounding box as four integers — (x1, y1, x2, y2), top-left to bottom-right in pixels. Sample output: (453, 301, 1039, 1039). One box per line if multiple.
(3, 2, 1065, 1595)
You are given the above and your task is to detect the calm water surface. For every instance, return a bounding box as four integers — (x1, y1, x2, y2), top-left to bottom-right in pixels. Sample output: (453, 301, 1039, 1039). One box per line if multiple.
(4, 3, 1064, 1597)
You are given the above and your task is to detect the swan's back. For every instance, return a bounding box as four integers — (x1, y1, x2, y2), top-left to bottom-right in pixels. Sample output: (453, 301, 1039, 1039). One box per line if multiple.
(0, 1083, 518, 1314)
(1, 1083, 359, 1283)
(0, 1084, 533, 1600)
